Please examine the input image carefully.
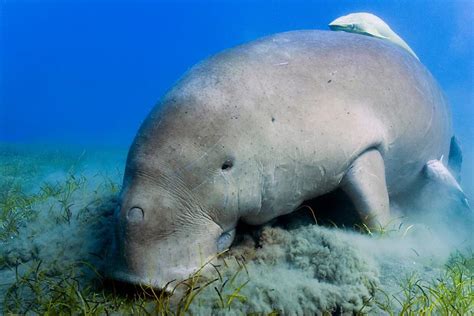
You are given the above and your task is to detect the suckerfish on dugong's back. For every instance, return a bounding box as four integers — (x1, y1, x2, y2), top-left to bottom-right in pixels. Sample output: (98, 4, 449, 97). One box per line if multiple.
(329, 12, 419, 60)
(107, 30, 467, 289)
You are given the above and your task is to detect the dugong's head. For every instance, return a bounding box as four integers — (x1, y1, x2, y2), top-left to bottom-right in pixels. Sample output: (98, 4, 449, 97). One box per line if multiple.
(107, 59, 265, 288)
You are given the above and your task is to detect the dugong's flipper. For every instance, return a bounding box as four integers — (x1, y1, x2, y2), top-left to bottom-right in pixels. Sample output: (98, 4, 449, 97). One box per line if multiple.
(328, 12, 419, 60)
(424, 158, 470, 209)
(341, 149, 391, 229)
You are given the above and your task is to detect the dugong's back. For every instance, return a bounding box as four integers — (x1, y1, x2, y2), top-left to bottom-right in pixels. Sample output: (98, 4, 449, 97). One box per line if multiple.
(184, 30, 452, 193)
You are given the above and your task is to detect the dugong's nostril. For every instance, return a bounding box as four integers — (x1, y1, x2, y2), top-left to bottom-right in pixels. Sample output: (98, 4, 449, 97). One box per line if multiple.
(127, 207, 144, 223)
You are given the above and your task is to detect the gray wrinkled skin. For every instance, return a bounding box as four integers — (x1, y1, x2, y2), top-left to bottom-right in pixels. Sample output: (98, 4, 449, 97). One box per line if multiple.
(108, 30, 452, 288)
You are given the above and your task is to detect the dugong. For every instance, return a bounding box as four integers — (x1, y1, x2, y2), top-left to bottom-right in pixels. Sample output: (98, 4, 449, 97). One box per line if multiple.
(329, 12, 419, 60)
(108, 30, 465, 288)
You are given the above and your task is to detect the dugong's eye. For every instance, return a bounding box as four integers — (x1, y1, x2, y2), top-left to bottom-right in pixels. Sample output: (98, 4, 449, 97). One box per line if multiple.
(221, 159, 234, 171)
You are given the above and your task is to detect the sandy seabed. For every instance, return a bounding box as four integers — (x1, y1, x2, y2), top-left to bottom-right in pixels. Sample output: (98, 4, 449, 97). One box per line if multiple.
(0, 143, 472, 314)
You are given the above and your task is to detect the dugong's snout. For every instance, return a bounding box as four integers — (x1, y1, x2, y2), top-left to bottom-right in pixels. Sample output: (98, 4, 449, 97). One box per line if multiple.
(105, 200, 234, 289)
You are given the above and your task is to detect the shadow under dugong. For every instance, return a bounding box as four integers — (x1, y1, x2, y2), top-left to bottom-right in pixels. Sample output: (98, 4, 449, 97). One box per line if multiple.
(107, 30, 466, 288)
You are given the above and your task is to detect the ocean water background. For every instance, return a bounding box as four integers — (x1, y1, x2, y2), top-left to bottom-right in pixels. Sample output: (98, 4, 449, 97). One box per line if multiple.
(2, 1, 473, 194)
(1, 1, 473, 313)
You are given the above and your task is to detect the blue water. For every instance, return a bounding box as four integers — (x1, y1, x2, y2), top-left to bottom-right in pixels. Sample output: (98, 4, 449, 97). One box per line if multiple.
(1, 2, 473, 313)
(1, 1, 472, 141)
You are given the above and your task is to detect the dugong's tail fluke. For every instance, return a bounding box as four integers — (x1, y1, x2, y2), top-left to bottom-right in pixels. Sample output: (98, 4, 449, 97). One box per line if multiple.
(448, 136, 463, 182)
(424, 158, 470, 210)
(328, 12, 419, 60)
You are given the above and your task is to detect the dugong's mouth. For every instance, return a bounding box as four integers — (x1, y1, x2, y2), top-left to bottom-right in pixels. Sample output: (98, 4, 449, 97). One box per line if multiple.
(105, 246, 218, 290)
(107, 269, 152, 287)
(106, 265, 201, 291)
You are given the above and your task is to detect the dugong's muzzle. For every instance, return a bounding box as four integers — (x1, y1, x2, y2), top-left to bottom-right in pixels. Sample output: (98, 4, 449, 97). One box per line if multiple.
(105, 204, 235, 289)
